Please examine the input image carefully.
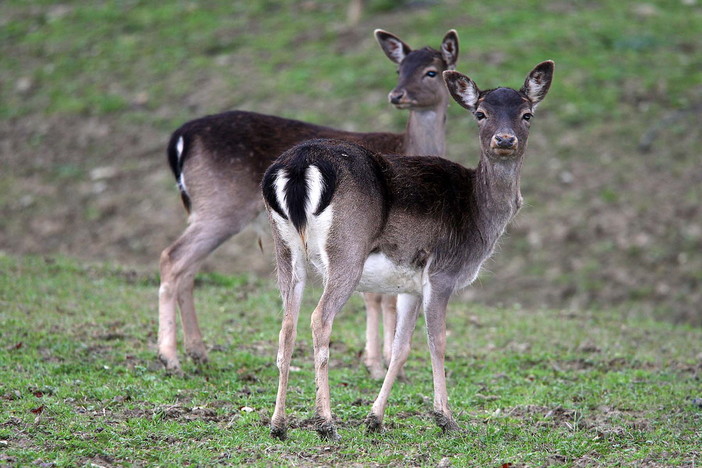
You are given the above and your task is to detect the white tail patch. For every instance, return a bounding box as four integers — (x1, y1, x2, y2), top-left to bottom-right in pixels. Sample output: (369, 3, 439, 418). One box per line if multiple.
(175, 136, 188, 195)
(176, 135, 185, 161)
(305, 165, 325, 215)
(273, 169, 290, 219)
(270, 165, 334, 274)
(305, 165, 334, 275)
(310, 205, 333, 274)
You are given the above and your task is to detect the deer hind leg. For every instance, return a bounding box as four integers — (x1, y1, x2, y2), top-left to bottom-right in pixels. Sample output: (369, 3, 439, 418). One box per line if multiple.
(366, 293, 421, 433)
(158, 211, 252, 371)
(363, 293, 385, 380)
(270, 240, 306, 441)
(310, 267, 363, 441)
(159, 224, 210, 372)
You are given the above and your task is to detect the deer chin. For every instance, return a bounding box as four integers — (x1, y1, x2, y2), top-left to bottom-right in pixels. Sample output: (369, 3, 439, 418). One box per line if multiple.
(489, 147, 519, 159)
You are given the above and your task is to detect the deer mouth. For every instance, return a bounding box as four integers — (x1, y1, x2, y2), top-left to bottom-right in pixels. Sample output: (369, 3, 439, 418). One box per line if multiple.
(489, 147, 520, 159)
(389, 91, 419, 109)
(490, 138, 519, 158)
(391, 100, 416, 109)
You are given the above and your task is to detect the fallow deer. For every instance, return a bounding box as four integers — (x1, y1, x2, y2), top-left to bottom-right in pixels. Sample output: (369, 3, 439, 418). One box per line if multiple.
(262, 61, 554, 440)
(158, 30, 459, 374)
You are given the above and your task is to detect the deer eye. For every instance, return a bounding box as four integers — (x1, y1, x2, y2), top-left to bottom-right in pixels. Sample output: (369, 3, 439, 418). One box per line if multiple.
(522, 113, 533, 121)
(425, 70, 437, 77)
(474, 111, 486, 121)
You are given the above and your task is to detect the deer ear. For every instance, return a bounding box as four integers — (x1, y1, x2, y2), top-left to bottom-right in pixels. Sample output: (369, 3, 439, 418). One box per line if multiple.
(440, 29, 459, 70)
(374, 29, 412, 65)
(521, 60, 554, 106)
(443, 70, 480, 111)
(441, 29, 458, 70)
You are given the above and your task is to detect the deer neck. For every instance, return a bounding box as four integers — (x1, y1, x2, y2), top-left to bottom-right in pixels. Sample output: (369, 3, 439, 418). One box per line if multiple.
(474, 155, 524, 228)
(403, 104, 448, 157)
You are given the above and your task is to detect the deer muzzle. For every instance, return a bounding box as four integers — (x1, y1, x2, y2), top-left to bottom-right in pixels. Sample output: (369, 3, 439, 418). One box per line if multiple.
(491, 133, 518, 155)
(388, 89, 412, 108)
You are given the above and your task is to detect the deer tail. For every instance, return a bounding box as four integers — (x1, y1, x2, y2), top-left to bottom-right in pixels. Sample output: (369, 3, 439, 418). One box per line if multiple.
(166, 131, 191, 213)
(262, 143, 338, 239)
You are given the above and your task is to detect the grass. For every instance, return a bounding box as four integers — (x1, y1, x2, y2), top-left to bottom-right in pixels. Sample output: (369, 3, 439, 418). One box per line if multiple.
(2, 1, 700, 125)
(2, 254, 700, 466)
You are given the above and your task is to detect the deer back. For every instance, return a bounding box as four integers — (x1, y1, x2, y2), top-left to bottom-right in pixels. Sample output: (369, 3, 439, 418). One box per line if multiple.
(168, 111, 404, 182)
(262, 138, 492, 294)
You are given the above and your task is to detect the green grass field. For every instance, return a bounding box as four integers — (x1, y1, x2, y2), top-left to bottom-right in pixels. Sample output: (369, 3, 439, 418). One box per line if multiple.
(1, 255, 700, 466)
(1, 0, 701, 466)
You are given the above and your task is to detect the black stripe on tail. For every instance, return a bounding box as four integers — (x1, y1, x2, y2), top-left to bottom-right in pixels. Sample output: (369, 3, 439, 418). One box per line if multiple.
(261, 144, 338, 235)
(283, 160, 310, 234)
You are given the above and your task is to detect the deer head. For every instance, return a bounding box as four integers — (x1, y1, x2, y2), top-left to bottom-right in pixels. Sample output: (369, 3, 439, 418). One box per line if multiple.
(376, 29, 459, 110)
(444, 60, 554, 161)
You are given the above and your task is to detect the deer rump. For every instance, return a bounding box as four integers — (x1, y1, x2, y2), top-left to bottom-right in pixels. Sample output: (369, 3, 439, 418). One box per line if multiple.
(262, 138, 488, 296)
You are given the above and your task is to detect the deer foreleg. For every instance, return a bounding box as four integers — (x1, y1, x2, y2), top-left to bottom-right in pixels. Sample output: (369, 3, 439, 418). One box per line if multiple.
(423, 287, 459, 433)
(381, 294, 398, 366)
(363, 293, 385, 380)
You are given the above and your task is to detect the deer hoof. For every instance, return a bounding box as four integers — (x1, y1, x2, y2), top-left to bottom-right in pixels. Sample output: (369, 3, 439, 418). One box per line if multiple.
(396, 368, 410, 383)
(364, 414, 383, 433)
(186, 346, 209, 365)
(432, 411, 460, 433)
(188, 351, 208, 365)
(365, 361, 386, 380)
(270, 424, 288, 441)
(315, 421, 341, 441)
(158, 354, 183, 374)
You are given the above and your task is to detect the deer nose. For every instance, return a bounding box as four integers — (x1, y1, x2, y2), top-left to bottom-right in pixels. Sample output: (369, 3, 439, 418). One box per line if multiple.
(494, 134, 517, 149)
(389, 89, 406, 105)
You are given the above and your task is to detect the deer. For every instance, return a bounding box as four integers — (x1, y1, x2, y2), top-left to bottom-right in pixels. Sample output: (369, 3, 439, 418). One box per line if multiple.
(157, 29, 460, 374)
(261, 61, 554, 440)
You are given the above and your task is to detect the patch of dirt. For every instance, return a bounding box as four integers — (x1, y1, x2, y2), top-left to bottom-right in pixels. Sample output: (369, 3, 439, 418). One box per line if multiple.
(117, 402, 246, 427)
(503, 403, 665, 449)
(504, 404, 582, 430)
(78, 456, 120, 468)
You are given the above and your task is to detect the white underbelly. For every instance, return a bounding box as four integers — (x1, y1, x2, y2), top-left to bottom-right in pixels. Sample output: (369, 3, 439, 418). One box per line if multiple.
(356, 252, 424, 295)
